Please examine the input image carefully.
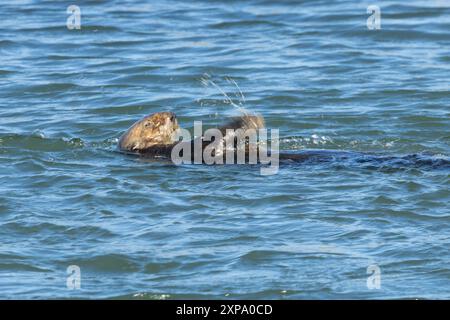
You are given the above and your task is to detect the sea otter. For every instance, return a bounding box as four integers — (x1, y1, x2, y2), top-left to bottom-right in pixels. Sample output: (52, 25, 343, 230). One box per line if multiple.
(117, 112, 450, 171)
(117, 112, 349, 165)
(118, 111, 268, 161)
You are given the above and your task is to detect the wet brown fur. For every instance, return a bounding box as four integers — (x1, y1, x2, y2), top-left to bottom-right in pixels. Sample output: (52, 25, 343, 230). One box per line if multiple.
(118, 112, 266, 159)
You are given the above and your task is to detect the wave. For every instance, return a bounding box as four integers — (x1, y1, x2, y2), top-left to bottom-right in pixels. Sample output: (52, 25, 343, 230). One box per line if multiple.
(0, 133, 85, 152)
(0, 133, 120, 152)
(279, 150, 450, 170)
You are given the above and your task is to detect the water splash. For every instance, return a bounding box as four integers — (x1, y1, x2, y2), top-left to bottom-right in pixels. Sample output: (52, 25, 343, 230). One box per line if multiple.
(199, 73, 249, 116)
(198, 74, 267, 133)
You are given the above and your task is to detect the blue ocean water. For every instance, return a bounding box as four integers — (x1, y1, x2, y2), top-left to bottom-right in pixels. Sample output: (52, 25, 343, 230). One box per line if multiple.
(0, 0, 449, 299)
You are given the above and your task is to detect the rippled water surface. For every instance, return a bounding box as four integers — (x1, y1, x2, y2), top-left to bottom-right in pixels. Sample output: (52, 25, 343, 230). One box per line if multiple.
(0, 0, 449, 299)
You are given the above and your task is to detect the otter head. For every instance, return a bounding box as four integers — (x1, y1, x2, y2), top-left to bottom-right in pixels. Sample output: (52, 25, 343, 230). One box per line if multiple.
(118, 112, 179, 152)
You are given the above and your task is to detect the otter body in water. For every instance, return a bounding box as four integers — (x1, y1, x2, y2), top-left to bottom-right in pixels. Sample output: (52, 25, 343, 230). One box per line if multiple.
(118, 111, 268, 162)
(118, 112, 450, 170)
